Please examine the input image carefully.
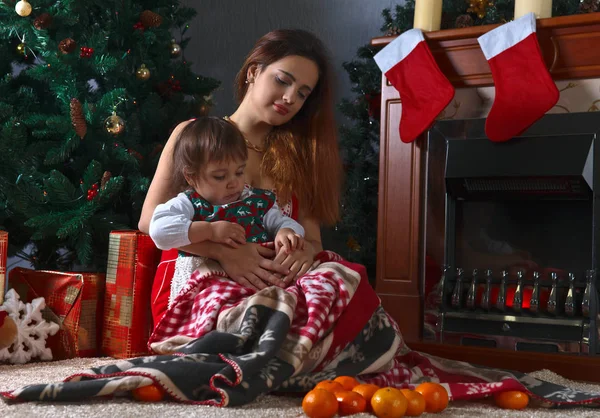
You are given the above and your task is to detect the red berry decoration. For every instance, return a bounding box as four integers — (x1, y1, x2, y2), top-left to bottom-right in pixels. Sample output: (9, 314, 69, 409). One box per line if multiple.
(133, 21, 144, 31)
(80, 47, 94, 58)
(86, 184, 99, 201)
(128, 149, 144, 160)
(167, 78, 182, 92)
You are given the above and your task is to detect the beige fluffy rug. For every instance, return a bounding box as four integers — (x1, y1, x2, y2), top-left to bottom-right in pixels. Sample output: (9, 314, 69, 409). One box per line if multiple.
(1, 358, 600, 417)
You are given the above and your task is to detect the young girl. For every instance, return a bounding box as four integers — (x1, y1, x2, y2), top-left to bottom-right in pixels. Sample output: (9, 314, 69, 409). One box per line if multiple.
(148, 116, 305, 303)
(139, 29, 341, 324)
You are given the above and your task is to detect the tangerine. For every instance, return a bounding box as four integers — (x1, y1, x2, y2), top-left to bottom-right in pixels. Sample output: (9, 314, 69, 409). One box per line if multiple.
(314, 379, 345, 394)
(494, 390, 529, 410)
(302, 388, 339, 418)
(352, 383, 381, 411)
(336, 390, 368, 416)
(131, 383, 165, 402)
(400, 389, 426, 416)
(334, 375, 361, 391)
(371, 387, 408, 418)
(415, 382, 449, 413)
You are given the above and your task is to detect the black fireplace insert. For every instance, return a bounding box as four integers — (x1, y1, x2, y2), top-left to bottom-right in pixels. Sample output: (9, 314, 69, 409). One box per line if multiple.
(423, 112, 600, 355)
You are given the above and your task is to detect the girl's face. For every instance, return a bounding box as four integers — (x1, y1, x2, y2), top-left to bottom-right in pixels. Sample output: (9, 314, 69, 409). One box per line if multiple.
(186, 159, 246, 205)
(246, 55, 319, 126)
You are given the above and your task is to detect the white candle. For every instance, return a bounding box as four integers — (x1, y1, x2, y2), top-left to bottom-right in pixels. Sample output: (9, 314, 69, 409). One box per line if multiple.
(514, 0, 552, 19)
(413, 0, 443, 32)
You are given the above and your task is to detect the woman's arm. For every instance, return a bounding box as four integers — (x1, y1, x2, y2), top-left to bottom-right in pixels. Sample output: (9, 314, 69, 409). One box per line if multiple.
(301, 216, 323, 253)
(138, 120, 193, 234)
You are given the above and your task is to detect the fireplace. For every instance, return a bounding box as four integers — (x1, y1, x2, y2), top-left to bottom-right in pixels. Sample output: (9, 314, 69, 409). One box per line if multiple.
(423, 112, 600, 354)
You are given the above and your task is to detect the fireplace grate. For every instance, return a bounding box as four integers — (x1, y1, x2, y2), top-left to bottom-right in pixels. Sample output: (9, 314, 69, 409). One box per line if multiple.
(438, 267, 597, 354)
(463, 178, 572, 193)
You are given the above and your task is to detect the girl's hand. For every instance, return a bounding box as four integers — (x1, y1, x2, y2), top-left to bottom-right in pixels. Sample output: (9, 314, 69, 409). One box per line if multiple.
(274, 228, 305, 254)
(273, 241, 318, 286)
(210, 221, 246, 248)
(216, 243, 290, 290)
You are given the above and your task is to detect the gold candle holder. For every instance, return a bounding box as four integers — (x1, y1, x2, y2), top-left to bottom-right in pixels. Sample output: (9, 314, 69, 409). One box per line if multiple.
(514, 0, 552, 19)
(413, 0, 443, 32)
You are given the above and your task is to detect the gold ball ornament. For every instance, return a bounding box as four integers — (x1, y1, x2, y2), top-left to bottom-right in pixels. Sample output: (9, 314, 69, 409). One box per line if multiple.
(15, 0, 32, 17)
(197, 103, 211, 116)
(136, 64, 151, 81)
(104, 112, 126, 136)
(16, 43, 27, 55)
(170, 40, 182, 58)
(347, 236, 361, 252)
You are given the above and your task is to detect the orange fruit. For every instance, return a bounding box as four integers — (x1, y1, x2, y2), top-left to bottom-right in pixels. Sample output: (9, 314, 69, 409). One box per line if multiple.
(415, 382, 449, 413)
(302, 388, 339, 418)
(371, 387, 408, 418)
(334, 375, 361, 391)
(400, 389, 426, 416)
(314, 379, 345, 394)
(131, 384, 165, 402)
(352, 383, 381, 410)
(336, 390, 368, 416)
(494, 390, 529, 410)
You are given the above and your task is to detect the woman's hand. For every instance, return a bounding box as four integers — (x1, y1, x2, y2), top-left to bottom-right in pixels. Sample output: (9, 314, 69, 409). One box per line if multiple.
(215, 243, 291, 290)
(273, 241, 318, 286)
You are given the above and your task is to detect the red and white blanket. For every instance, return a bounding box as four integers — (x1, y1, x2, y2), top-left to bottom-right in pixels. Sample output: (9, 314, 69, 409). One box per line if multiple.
(2, 251, 600, 408)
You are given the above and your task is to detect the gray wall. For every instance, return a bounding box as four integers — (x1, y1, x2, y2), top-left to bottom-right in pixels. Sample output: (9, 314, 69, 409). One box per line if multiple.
(182, 0, 399, 119)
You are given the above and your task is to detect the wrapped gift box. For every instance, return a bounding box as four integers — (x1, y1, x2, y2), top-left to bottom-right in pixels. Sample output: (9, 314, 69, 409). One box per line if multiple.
(0, 231, 7, 305)
(102, 230, 160, 358)
(8, 268, 105, 359)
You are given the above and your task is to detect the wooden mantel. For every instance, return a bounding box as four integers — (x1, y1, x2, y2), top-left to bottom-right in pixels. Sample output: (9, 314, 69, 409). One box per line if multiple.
(371, 13, 600, 87)
(371, 13, 600, 383)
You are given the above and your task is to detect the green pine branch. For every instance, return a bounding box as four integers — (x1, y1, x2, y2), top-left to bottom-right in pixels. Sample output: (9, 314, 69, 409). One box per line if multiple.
(0, 0, 220, 269)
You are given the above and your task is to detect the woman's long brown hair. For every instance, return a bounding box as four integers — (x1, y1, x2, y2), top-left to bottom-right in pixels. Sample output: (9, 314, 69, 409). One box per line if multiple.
(235, 29, 342, 225)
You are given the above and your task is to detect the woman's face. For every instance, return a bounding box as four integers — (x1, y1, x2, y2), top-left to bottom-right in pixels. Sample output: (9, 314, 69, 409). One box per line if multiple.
(246, 55, 319, 126)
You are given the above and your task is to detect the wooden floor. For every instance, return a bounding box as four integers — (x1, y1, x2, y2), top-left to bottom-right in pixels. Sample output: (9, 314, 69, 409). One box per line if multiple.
(409, 341, 600, 383)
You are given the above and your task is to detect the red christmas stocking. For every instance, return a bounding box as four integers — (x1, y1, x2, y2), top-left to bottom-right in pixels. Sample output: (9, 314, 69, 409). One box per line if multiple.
(374, 29, 454, 143)
(478, 13, 559, 142)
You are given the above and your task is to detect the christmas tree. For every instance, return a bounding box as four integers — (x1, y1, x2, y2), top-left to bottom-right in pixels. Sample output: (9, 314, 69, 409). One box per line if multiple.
(337, 0, 592, 280)
(0, 0, 219, 270)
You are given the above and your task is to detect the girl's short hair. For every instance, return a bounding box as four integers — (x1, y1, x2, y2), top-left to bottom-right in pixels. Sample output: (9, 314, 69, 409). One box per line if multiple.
(172, 117, 247, 190)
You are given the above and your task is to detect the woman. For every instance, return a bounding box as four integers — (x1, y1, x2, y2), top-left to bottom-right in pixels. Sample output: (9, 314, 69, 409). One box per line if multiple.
(138, 29, 342, 324)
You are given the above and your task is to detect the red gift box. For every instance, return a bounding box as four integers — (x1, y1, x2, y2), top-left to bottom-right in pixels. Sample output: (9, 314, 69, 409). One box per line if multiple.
(8, 268, 105, 359)
(0, 231, 7, 306)
(102, 231, 160, 358)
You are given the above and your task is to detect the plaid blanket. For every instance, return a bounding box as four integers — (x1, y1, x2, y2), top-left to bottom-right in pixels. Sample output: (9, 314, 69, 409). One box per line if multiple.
(2, 251, 600, 408)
